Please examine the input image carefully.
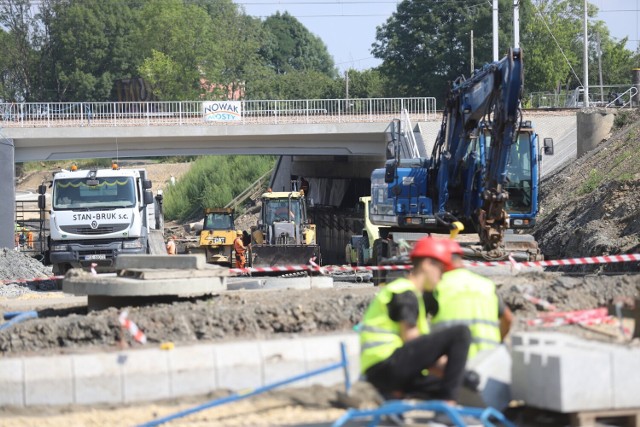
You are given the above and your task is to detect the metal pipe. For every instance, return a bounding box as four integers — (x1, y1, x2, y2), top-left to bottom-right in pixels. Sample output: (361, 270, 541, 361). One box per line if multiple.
(513, 0, 520, 48)
(493, 0, 499, 61)
(138, 342, 350, 427)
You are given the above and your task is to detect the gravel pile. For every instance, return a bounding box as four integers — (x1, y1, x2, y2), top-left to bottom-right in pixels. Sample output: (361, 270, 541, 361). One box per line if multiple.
(0, 248, 53, 282)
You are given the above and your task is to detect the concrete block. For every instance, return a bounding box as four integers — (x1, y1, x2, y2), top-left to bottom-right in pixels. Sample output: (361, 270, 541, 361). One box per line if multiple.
(0, 358, 24, 407)
(302, 334, 359, 387)
(72, 353, 123, 405)
(215, 341, 262, 390)
(226, 278, 265, 290)
(120, 349, 171, 403)
(24, 356, 73, 406)
(512, 333, 615, 412)
(611, 346, 640, 409)
(260, 339, 307, 386)
(115, 254, 206, 270)
(168, 344, 216, 398)
(459, 345, 511, 411)
(310, 277, 334, 289)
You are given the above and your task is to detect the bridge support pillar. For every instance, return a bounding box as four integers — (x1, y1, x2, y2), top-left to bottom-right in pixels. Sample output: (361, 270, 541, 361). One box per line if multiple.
(0, 137, 15, 249)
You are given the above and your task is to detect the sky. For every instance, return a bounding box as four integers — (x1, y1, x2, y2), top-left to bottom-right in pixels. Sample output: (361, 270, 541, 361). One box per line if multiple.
(236, 0, 640, 73)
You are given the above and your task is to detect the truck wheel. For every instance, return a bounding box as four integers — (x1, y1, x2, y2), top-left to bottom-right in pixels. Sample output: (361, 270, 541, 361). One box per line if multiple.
(371, 239, 389, 286)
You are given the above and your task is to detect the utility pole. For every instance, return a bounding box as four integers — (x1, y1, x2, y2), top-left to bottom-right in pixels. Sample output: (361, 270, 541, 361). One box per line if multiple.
(597, 33, 604, 103)
(470, 30, 475, 74)
(345, 69, 349, 100)
(513, 0, 520, 48)
(493, 0, 499, 61)
(583, 0, 589, 107)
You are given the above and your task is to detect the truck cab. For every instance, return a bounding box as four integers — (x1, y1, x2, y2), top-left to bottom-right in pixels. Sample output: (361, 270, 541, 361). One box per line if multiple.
(47, 166, 158, 274)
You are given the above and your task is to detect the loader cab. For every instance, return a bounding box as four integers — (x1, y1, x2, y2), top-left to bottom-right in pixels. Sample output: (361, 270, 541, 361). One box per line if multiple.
(203, 209, 234, 231)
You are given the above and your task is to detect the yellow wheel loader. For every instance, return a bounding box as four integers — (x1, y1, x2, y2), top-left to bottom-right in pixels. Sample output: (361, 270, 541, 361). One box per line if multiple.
(199, 208, 238, 266)
(250, 190, 320, 267)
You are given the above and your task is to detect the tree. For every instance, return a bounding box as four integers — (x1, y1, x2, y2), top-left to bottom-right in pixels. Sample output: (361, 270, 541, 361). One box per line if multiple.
(261, 12, 336, 77)
(337, 69, 387, 98)
(372, 0, 512, 100)
(45, 0, 142, 101)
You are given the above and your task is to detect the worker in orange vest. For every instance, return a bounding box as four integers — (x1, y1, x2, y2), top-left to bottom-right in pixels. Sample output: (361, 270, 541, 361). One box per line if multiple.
(166, 235, 177, 255)
(234, 230, 247, 268)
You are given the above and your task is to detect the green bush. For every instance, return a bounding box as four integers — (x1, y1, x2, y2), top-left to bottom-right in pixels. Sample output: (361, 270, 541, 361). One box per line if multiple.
(579, 169, 604, 195)
(163, 156, 274, 221)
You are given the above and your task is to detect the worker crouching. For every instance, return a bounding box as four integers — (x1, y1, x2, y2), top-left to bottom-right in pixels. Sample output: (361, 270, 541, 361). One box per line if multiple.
(359, 237, 471, 404)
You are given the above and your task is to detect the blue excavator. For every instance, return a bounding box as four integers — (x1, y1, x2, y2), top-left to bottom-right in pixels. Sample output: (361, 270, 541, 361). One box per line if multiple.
(369, 48, 554, 266)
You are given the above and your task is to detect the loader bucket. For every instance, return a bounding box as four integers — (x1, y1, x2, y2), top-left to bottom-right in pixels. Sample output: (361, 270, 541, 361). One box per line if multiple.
(251, 244, 321, 268)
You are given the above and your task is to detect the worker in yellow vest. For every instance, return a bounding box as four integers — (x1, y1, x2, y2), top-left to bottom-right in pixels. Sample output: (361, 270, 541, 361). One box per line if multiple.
(359, 236, 471, 403)
(428, 240, 513, 359)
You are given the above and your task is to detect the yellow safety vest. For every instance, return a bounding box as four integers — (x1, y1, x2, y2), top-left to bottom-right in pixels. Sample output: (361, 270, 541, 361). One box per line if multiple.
(431, 268, 501, 359)
(359, 278, 430, 373)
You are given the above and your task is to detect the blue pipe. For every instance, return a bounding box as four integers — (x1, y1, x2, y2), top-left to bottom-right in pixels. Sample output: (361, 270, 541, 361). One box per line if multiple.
(138, 342, 351, 427)
(0, 311, 38, 330)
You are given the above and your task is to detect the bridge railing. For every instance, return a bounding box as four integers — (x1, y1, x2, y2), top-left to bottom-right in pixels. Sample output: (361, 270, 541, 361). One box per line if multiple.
(0, 98, 437, 128)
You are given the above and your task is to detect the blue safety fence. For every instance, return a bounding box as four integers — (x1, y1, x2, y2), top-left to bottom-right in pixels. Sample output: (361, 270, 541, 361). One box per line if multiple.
(0, 311, 38, 331)
(332, 400, 516, 427)
(137, 342, 351, 427)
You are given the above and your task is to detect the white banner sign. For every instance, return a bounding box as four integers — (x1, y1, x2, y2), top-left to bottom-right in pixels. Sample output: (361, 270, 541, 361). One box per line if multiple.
(203, 101, 242, 122)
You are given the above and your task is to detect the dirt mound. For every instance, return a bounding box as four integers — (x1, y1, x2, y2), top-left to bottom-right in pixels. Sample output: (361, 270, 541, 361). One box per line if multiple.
(0, 288, 372, 356)
(534, 112, 640, 260)
(0, 248, 53, 282)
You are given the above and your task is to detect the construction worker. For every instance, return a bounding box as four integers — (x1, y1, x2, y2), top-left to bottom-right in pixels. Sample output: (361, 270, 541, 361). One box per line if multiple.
(359, 237, 471, 403)
(234, 230, 246, 268)
(428, 240, 513, 359)
(166, 236, 177, 255)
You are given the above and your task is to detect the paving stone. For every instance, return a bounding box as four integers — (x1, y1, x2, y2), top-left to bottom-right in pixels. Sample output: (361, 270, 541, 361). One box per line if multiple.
(24, 356, 73, 406)
(73, 353, 123, 405)
(120, 349, 171, 403)
(215, 341, 262, 390)
(0, 358, 24, 407)
(260, 339, 307, 386)
(168, 344, 216, 397)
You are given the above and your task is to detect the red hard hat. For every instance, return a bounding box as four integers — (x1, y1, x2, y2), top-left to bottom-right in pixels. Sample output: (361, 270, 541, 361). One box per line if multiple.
(410, 237, 452, 267)
(445, 239, 464, 256)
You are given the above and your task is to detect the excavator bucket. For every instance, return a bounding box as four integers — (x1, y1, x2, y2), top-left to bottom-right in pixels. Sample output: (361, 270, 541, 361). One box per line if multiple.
(251, 244, 321, 268)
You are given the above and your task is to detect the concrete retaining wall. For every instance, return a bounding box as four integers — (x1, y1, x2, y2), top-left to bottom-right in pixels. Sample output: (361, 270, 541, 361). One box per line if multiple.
(512, 332, 640, 413)
(0, 333, 359, 407)
(576, 109, 616, 158)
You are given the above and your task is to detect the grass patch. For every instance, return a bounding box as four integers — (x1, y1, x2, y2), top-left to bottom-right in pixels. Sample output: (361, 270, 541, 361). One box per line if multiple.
(579, 169, 604, 195)
(613, 110, 637, 130)
(163, 155, 275, 222)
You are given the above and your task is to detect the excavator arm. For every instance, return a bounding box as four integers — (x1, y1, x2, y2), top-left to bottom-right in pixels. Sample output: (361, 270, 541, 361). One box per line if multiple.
(431, 48, 524, 257)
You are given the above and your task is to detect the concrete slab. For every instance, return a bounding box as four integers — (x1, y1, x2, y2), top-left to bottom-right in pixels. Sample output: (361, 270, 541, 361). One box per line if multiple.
(64, 274, 225, 297)
(262, 276, 333, 290)
(24, 356, 73, 406)
(115, 254, 207, 270)
(120, 349, 171, 403)
(0, 358, 24, 407)
(168, 344, 217, 398)
(226, 278, 266, 290)
(302, 333, 359, 387)
(611, 347, 640, 409)
(73, 353, 123, 405)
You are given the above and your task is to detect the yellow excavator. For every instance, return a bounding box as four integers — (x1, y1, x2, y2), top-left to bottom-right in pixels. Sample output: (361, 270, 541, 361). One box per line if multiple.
(250, 190, 320, 267)
(198, 208, 238, 266)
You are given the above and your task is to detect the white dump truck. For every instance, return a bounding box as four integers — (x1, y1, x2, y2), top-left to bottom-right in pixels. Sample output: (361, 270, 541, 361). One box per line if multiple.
(39, 165, 164, 275)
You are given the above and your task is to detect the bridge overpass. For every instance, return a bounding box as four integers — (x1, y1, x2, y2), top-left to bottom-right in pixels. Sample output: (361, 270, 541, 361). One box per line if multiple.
(2, 98, 579, 256)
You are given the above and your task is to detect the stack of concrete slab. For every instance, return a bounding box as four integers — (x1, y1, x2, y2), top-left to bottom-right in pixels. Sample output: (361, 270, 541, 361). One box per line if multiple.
(63, 254, 228, 310)
(511, 332, 640, 413)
